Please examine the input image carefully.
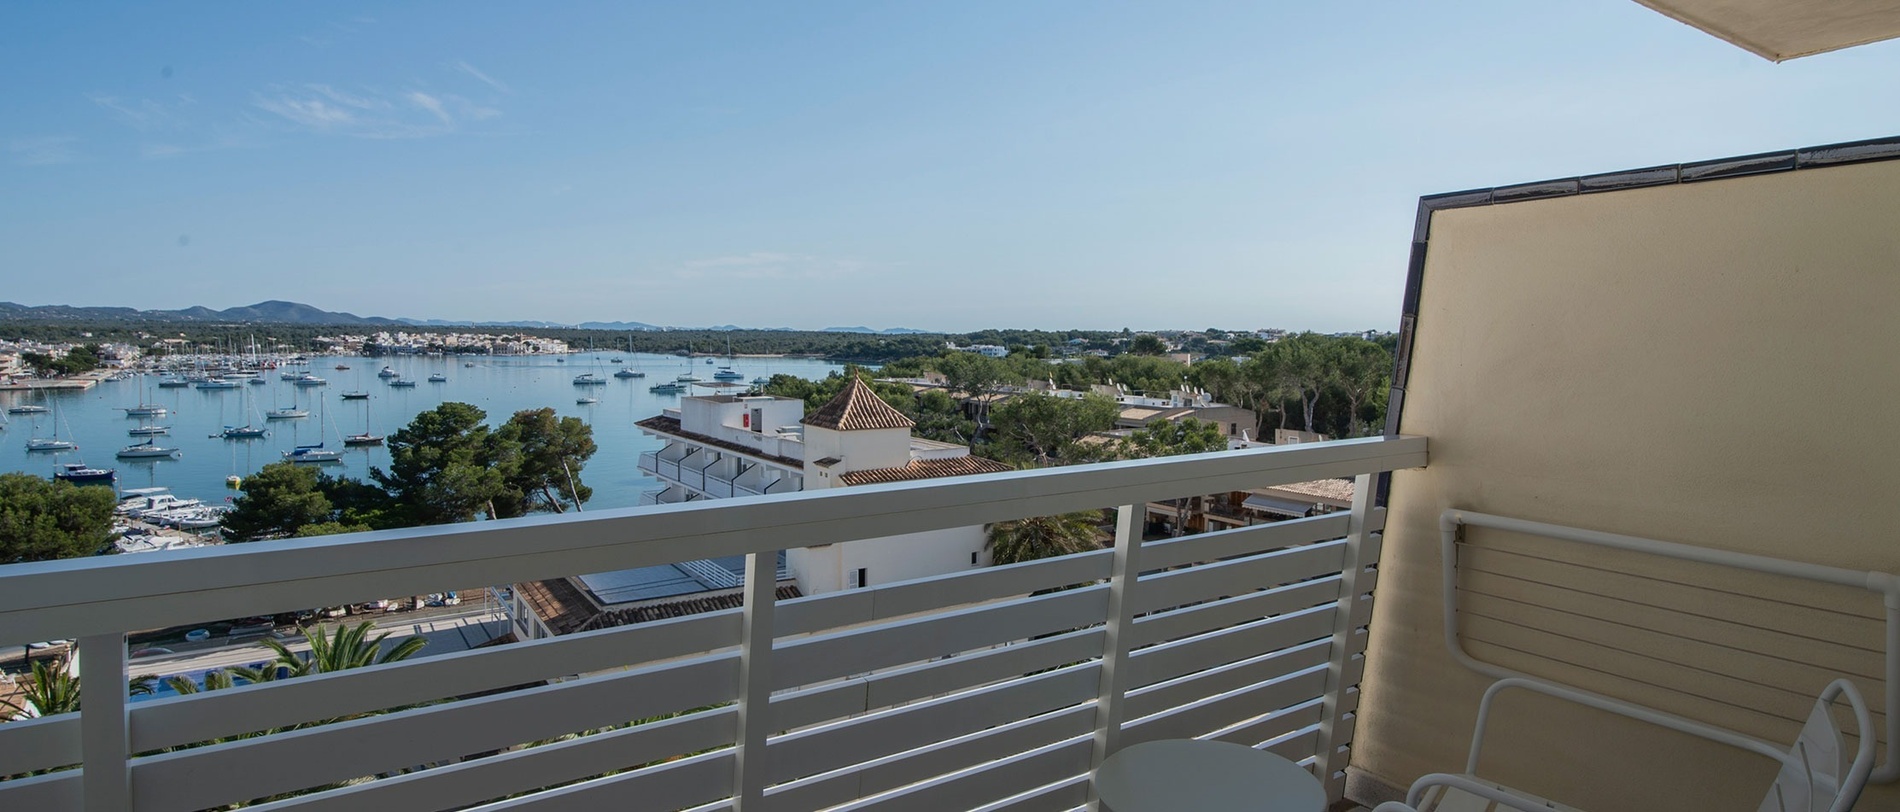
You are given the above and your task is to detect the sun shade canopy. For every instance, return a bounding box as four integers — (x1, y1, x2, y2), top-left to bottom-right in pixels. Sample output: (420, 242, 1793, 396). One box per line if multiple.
(1636, 0, 1900, 61)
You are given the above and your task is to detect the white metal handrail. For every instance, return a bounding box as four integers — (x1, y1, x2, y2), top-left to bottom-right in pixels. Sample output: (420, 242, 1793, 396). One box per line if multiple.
(0, 437, 1424, 812)
(1440, 508, 1900, 783)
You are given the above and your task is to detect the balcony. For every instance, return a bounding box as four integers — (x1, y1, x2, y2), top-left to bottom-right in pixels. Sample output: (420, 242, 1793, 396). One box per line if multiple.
(0, 437, 1424, 812)
(638, 451, 659, 477)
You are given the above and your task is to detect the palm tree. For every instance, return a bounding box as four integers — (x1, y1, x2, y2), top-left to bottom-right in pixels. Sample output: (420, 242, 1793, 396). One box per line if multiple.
(2, 657, 80, 718)
(261, 620, 427, 677)
(985, 512, 1104, 565)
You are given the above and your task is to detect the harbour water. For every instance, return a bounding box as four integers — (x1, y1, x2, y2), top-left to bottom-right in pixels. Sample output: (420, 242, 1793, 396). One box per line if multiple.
(0, 353, 846, 511)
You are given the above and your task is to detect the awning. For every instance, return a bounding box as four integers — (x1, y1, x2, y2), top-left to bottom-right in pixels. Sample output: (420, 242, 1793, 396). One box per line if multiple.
(1636, 0, 1900, 61)
(1242, 494, 1314, 518)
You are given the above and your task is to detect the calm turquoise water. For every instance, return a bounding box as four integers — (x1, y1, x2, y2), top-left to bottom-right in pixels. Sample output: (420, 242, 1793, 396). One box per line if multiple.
(0, 353, 845, 511)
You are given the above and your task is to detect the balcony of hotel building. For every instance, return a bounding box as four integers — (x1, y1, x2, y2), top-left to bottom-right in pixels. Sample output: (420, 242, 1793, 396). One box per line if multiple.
(4, 9, 1900, 812)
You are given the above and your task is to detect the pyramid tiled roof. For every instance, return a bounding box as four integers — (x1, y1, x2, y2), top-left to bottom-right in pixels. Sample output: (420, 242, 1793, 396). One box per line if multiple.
(802, 376, 915, 431)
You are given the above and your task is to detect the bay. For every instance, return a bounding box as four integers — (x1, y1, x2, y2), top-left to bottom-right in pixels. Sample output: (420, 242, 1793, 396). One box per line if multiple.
(0, 353, 847, 511)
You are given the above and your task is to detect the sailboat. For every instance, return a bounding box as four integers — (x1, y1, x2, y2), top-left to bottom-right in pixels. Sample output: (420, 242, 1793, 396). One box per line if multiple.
(117, 437, 181, 459)
(25, 401, 77, 451)
(121, 374, 170, 417)
(282, 443, 342, 463)
(265, 379, 309, 419)
(285, 400, 344, 462)
(344, 393, 384, 446)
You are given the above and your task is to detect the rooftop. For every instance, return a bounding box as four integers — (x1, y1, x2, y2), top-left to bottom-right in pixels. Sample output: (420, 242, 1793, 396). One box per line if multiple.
(836, 455, 1016, 486)
(802, 376, 915, 431)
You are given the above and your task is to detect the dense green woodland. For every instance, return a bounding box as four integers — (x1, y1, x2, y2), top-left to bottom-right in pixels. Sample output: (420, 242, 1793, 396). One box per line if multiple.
(769, 331, 1392, 468)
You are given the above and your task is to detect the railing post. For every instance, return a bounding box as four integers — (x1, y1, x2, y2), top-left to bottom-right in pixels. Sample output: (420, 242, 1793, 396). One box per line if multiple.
(1088, 504, 1141, 810)
(77, 633, 131, 812)
(733, 550, 778, 811)
(1314, 473, 1381, 803)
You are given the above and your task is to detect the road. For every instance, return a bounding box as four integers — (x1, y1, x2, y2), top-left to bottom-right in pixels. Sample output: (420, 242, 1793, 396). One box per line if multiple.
(1, 602, 513, 686)
(126, 605, 511, 686)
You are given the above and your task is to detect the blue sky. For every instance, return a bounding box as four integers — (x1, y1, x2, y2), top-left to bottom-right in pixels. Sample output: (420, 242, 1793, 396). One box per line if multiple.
(4, 2, 1898, 332)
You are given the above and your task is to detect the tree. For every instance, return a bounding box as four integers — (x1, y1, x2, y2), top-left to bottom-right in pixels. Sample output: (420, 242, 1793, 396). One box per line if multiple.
(373, 402, 509, 525)
(223, 463, 335, 541)
(262, 620, 427, 677)
(985, 512, 1104, 565)
(1275, 334, 1330, 434)
(985, 392, 1119, 466)
(0, 473, 117, 563)
(1121, 417, 1228, 459)
(936, 352, 1022, 427)
(1, 657, 160, 720)
(19, 344, 102, 377)
(1325, 338, 1391, 438)
(910, 389, 977, 446)
(1127, 334, 1169, 356)
(492, 408, 598, 517)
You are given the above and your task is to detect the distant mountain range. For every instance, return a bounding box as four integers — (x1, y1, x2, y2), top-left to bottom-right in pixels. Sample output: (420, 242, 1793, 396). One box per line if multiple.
(0, 300, 934, 334)
(0, 300, 405, 326)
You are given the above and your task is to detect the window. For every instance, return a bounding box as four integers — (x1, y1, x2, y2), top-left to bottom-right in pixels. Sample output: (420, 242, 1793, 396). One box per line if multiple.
(854, 567, 868, 588)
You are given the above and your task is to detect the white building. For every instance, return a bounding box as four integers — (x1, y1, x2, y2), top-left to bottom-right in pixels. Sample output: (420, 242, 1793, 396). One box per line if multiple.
(635, 378, 1012, 594)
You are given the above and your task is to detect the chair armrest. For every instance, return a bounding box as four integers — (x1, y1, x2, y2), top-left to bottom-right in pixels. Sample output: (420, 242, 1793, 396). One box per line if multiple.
(1465, 677, 1787, 775)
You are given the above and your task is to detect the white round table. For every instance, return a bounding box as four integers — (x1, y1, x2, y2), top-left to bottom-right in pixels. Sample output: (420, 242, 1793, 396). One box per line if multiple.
(1093, 739, 1326, 812)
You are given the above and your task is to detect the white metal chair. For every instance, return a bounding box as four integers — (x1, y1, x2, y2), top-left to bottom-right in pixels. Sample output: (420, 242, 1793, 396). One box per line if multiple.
(1370, 676, 1875, 812)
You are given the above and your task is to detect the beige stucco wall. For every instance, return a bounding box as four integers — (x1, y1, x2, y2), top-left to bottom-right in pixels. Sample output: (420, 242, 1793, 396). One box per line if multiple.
(1357, 158, 1900, 809)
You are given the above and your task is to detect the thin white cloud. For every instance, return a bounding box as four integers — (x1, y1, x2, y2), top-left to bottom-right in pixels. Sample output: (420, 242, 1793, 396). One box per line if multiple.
(407, 91, 453, 125)
(87, 94, 192, 131)
(251, 82, 501, 139)
(254, 93, 360, 130)
(306, 84, 387, 110)
(454, 60, 511, 94)
(8, 136, 79, 166)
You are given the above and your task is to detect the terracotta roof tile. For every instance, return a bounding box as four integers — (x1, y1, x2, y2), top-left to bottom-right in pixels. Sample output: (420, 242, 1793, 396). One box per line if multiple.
(837, 456, 1014, 486)
(514, 578, 600, 635)
(803, 376, 914, 431)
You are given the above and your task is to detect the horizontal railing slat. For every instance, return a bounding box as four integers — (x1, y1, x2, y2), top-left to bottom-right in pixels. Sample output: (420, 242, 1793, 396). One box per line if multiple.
(832, 735, 1095, 812)
(773, 587, 1109, 689)
(0, 710, 81, 778)
(769, 663, 1099, 786)
(473, 748, 734, 812)
(129, 654, 740, 812)
(1130, 576, 1342, 648)
(0, 769, 79, 812)
(1141, 512, 1350, 570)
(1129, 604, 1337, 688)
(0, 435, 1424, 643)
(129, 609, 741, 752)
(1123, 665, 1330, 744)
(248, 709, 736, 812)
(1132, 540, 1347, 615)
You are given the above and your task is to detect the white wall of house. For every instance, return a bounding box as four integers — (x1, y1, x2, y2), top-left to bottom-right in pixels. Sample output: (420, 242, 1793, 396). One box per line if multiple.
(789, 526, 988, 594)
(801, 424, 914, 484)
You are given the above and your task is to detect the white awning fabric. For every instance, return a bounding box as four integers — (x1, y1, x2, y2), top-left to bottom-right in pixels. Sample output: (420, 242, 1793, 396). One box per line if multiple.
(1636, 0, 1900, 61)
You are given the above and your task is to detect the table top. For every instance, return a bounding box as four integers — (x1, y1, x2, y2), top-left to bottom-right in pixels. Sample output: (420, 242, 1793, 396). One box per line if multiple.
(1093, 739, 1326, 812)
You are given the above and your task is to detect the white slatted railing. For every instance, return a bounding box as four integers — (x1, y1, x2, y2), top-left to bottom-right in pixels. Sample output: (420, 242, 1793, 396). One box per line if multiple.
(0, 435, 1424, 812)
